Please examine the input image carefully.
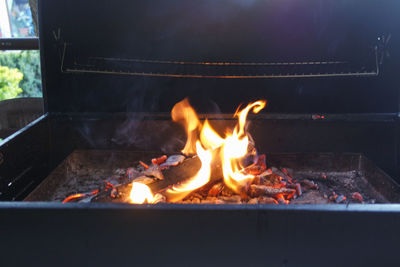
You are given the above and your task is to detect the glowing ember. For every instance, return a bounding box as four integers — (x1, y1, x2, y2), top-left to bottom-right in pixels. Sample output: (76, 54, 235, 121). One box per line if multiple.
(62, 189, 99, 203)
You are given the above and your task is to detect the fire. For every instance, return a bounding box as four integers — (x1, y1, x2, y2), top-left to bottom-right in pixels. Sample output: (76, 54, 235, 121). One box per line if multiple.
(221, 101, 266, 193)
(129, 98, 266, 204)
(130, 182, 155, 204)
(171, 98, 200, 155)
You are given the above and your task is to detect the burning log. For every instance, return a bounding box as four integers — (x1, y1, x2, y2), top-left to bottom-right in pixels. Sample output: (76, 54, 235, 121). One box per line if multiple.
(131, 176, 158, 185)
(156, 154, 222, 192)
(248, 184, 296, 198)
(143, 165, 164, 180)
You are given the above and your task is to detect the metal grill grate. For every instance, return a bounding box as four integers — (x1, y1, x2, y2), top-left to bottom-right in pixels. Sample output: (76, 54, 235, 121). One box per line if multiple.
(61, 44, 379, 79)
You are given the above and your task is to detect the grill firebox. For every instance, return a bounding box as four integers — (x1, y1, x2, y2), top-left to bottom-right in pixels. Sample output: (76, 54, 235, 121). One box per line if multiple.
(1, 0, 400, 266)
(25, 150, 400, 204)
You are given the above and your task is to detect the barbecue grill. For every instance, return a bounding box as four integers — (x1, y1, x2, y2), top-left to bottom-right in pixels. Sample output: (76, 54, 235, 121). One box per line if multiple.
(1, 0, 400, 266)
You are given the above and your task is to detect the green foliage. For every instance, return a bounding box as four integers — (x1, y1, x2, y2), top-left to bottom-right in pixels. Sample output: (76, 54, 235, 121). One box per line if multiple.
(0, 51, 42, 97)
(0, 66, 23, 100)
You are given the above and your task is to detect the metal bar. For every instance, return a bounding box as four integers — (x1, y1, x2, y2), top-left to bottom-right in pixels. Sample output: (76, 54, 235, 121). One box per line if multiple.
(1, 203, 400, 266)
(0, 115, 49, 200)
(64, 68, 379, 79)
(0, 38, 39, 50)
(1, 201, 400, 212)
(90, 56, 348, 66)
(47, 112, 399, 122)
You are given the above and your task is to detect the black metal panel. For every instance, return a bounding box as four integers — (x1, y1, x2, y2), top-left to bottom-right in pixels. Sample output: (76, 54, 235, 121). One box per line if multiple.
(38, 0, 400, 114)
(0, 38, 39, 50)
(0, 116, 50, 200)
(47, 113, 399, 182)
(0, 203, 400, 267)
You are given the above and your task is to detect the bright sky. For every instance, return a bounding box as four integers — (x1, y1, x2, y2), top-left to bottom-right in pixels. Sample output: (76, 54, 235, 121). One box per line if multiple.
(0, 0, 11, 37)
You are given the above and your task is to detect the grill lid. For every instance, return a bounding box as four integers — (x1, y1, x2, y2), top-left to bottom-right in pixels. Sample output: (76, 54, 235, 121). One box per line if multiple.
(38, 0, 400, 114)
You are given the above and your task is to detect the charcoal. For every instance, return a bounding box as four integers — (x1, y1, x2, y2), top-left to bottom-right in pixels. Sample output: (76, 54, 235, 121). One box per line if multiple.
(281, 168, 293, 178)
(287, 183, 302, 196)
(152, 155, 167, 165)
(92, 183, 132, 203)
(160, 155, 185, 168)
(220, 195, 242, 203)
(221, 186, 234, 197)
(259, 173, 282, 187)
(335, 194, 347, 203)
(271, 167, 291, 180)
(241, 154, 267, 175)
(63, 190, 99, 203)
(249, 184, 296, 197)
(351, 192, 363, 202)
(301, 179, 319, 190)
(259, 196, 278, 204)
(208, 183, 224, 197)
(247, 198, 258, 204)
(192, 197, 201, 204)
(201, 197, 218, 204)
(126, 167, 141, 180)
(143, 165, 164, 180)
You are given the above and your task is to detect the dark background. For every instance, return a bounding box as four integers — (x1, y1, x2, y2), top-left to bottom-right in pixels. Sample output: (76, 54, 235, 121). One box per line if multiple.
(40, 0, 400, 114)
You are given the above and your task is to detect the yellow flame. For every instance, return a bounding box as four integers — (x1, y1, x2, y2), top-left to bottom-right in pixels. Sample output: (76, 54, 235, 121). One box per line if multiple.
(222, 100, 266, 193)
(130, 182, 155, 204)
(171, 98, 200, 155)
(234, 100, 266, 137)
(200, 119, 225, 150)
(165, 141, 212, 202)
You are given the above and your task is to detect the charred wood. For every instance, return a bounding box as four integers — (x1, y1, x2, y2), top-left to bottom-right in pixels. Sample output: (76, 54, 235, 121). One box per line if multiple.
(249, 184, 296, 198)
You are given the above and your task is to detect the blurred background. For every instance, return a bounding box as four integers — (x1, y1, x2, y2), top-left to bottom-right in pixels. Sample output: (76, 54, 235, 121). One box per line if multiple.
(0, 0, 42, 142)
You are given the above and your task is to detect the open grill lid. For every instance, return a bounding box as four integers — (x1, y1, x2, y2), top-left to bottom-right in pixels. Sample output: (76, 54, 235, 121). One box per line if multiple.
(38, 0, 400, 114)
